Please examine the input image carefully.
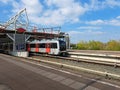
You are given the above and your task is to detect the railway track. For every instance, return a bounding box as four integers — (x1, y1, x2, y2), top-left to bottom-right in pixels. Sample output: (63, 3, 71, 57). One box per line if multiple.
(30, 52, 120, 67)
(67, 50, 120, 55)
(28, 53, 120, 80)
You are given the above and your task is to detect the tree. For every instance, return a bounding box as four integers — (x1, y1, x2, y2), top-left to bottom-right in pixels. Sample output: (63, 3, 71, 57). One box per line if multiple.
(70, 40, 120, 51)
(105, 40, 120, 51)
(76, 41, 87, 50)
(87, 40, 104, 50)
(70, 43, 77, 49)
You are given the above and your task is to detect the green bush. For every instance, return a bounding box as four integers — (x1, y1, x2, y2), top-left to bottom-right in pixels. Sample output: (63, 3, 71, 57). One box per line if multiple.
(71, 40, 120, 51)
(105, 40, 120, 51)
(70, 43, 77, 49)
(87, 40, 104, 50)
(76, 41, 87, 50)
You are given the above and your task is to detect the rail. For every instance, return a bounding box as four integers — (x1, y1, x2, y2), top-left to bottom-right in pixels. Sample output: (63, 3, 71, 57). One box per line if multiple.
(67, 51, 120, 67)
(25, 54, 120, 80)
(31, 52, 120, 67)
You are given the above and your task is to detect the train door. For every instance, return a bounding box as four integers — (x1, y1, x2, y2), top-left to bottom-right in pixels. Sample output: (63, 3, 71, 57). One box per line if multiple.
(46, 43, 50, 53)
(35, 43, 39, 52)
(27, 44, 30, 51)
(51, 42, 58, 55)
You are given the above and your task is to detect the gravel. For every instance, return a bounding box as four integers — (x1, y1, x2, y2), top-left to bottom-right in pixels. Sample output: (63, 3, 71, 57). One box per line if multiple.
(31, 55, 120, 75)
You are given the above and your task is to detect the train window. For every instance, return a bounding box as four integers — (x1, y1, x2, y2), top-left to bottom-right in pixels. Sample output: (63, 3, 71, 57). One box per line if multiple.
(39, 43, 45, 48)
(39, 44, 41, 48)
(46, 43, 50, 48)
(30, 44, 35, 48)
(59, 41, 66, 46)
(51, 43, 57, 48)
(59, 40, 66, 51)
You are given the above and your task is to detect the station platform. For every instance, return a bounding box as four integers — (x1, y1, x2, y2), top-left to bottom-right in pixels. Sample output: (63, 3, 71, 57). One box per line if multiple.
(9, 51, 29, 57)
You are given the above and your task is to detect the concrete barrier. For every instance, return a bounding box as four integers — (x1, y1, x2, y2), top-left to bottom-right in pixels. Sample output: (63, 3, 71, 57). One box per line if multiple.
(9, 51, 29, 57)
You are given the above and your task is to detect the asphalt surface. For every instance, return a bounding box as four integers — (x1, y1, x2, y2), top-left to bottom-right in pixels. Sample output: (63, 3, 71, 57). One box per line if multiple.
(0, 54, 120, 90)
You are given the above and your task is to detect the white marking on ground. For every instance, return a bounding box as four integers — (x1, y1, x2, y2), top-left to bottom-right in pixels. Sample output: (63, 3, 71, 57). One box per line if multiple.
(70, 81, 85, 89)
(60, 78, 75, 86)
(52, 75, 66, 81)
(46, 73, 58, 79)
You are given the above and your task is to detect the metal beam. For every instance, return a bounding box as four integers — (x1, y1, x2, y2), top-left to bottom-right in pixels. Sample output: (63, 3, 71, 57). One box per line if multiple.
(25, 35, 31, 42)
(6, 33, 15, 41)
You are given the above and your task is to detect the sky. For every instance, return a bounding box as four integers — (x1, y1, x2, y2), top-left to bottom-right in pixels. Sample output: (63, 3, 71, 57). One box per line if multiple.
(0, 0, 120, 43)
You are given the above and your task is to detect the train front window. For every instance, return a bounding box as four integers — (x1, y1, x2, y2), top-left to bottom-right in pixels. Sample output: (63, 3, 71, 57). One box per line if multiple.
(59, 40, 66, 51)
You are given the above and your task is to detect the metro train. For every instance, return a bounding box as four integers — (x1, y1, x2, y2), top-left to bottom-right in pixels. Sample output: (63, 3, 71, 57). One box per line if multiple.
(27, 39, 67, 55)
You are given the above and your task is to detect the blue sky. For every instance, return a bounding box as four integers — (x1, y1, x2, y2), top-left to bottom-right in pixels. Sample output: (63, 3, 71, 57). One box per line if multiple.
(0, 0, 120, 43)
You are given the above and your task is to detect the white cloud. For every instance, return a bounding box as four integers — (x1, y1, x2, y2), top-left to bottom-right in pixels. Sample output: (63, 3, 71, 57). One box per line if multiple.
(12, 0, 43, 15)
(105, 0, 120, 7)
(88, 0, 120, 11)
(41, 0, 87, 25)
(1, 0, 120, 26)
(78, 26, 101, 30)
(21, 0, 43, 15)
(68, 31, 83, 35)
(0, 0, 12, 4)
(9, 0, 87, 26)
(86, 19, 105, 25)
(68, 30, 104, 37)
(68, 30, 105, 43)
(45, 0, 75, 8)
(86, 16, 120, 26)
(108, 19, 120, 26)
(86, 30, 104, 35)
(39, 0, 120, 25)
(116, 16, 120, 19)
